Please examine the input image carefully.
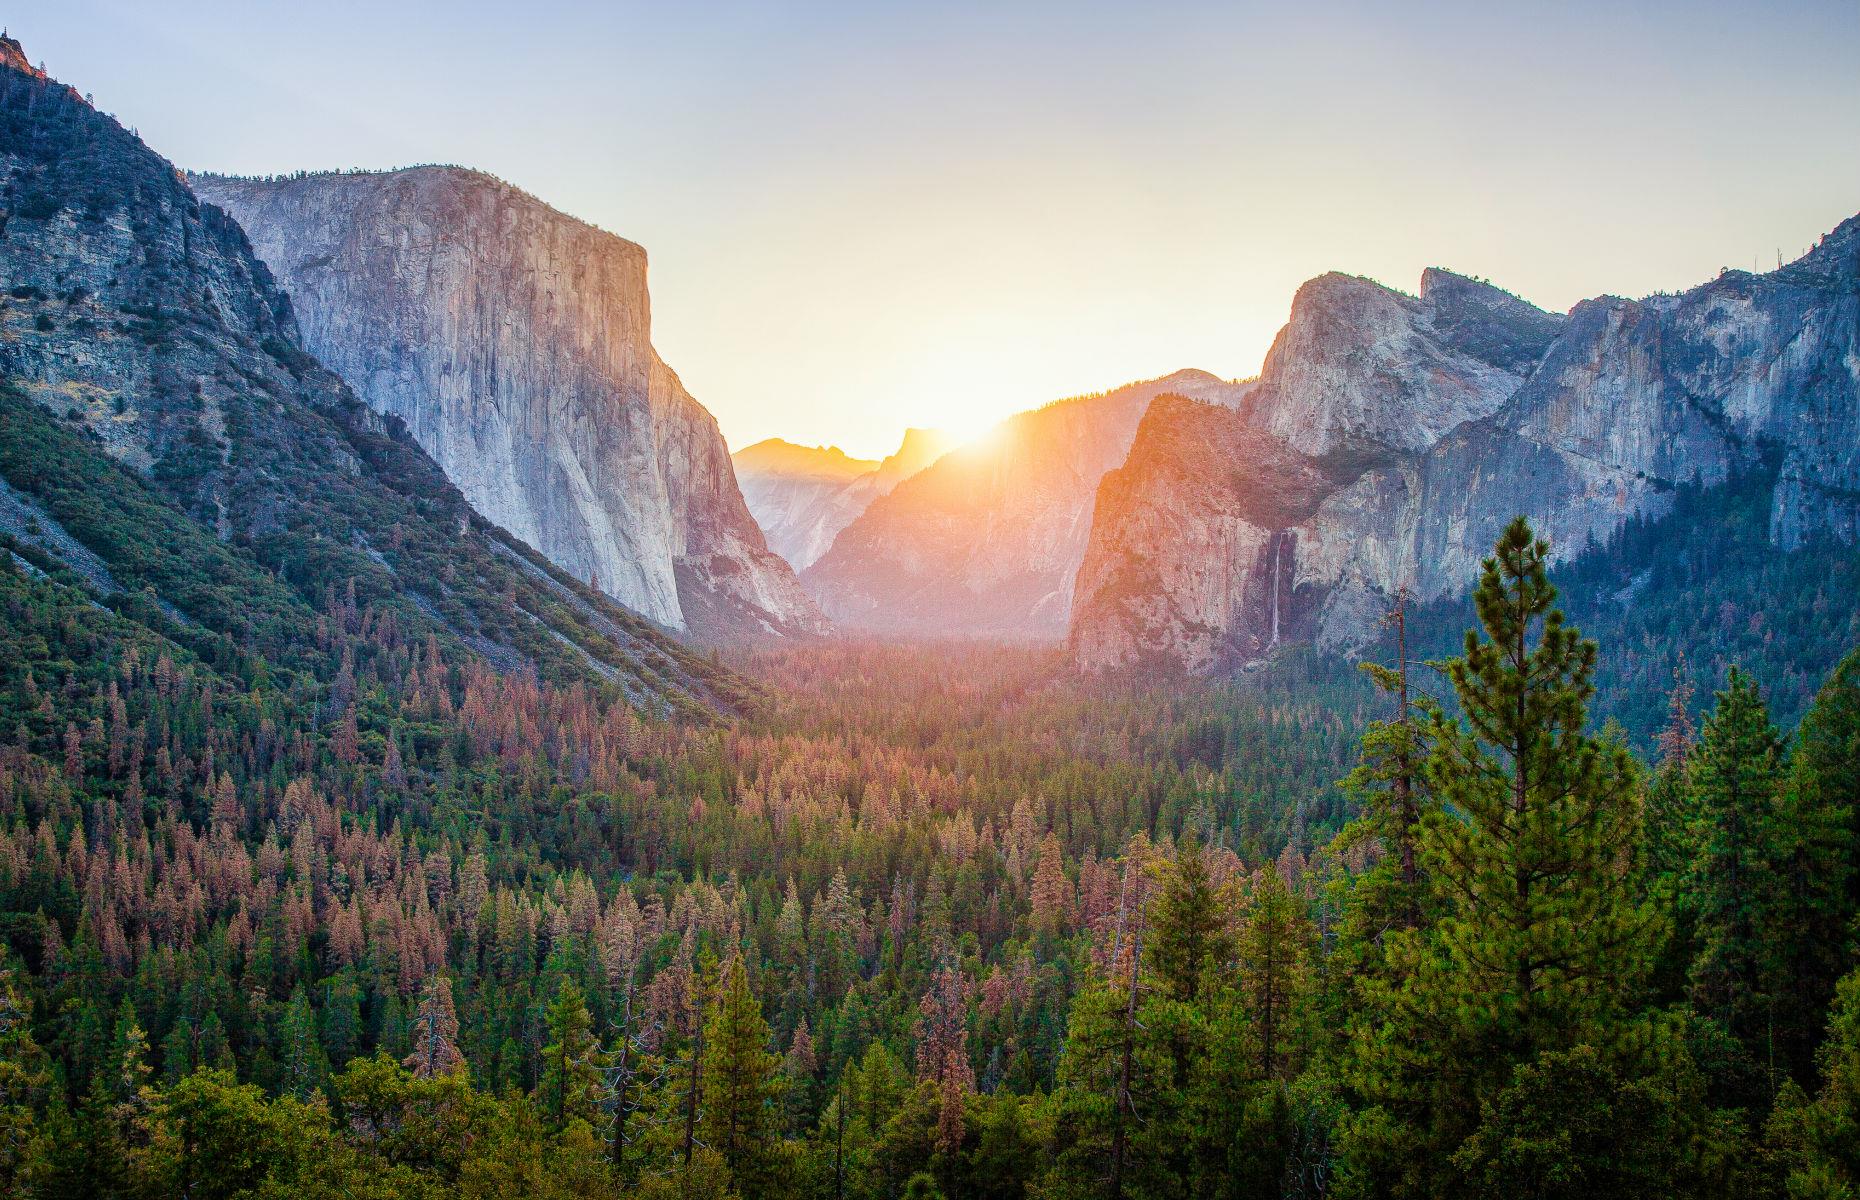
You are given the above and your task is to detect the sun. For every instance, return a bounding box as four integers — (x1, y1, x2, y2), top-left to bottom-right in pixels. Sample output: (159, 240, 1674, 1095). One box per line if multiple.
(940, 411, 1007, 453)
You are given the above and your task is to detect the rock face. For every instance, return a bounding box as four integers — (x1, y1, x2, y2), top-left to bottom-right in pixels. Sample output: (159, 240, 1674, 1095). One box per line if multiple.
(732, 427, 956, 571)
(804, 370, 1249, 637)
(1239, 269, 1563, 459)
(191, 168, 826, 640)
(0, 39, 738, 711)
(1071, 225, 1860, 672)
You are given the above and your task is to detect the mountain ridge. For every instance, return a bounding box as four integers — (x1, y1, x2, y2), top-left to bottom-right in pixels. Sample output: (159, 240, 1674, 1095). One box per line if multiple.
(1070, 213, 1860, 672)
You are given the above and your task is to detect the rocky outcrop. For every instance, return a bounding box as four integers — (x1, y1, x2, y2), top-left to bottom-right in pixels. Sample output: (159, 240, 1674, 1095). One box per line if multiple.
(1071, 396, 1343, 671)
(1236, 269, 1560, 460)
(733, 428, 956, 571)
(0, 40, 738, 711)
(1071, 223, 1860, 672)
(191, 168, 826, 640)
(805, 370, 1249, 637)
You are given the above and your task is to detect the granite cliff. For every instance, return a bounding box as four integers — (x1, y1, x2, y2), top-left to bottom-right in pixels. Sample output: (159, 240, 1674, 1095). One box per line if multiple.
(0, 39, 739, 711)
(191, 168, 826, 640)
(1070, 221, 1860, 672)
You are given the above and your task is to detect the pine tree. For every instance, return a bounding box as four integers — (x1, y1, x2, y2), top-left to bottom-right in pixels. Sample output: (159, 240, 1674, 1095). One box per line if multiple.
(1039, 841, 1188, 1200)
(1147, 835, 1235, 1003)
(1649, 668, 1700, 866)
(1684, 667, 1786, 1075)
(538, 979, 604, 1131)
(701, 956, 780, 1194)
(1341, 587, 1435, 933)
(593, 943, 665, 1174)
(782, 1020, 819, 1134)
(1426, 518, 1653, 1053)
(160, 1019, 193, 1086)
(914, 958, 973, 1158)
(1773, 646, 1860, 1084)
(675, 953, 714, 1172)
(322, 971, 364, 1069)
(276, 983, 327, 1101)
(197, 1012, 234, 1074)
(1340, 517, 1663, 1198)
(1643, 661, 1702, 1004)
(1030, 832, 1075, 939)
(108, 998, 151, 1107)
(1237, 867, 1314, 1082)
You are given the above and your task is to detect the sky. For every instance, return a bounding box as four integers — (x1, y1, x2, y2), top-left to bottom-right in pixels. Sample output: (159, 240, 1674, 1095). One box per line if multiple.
(9, 1, 1859, 458)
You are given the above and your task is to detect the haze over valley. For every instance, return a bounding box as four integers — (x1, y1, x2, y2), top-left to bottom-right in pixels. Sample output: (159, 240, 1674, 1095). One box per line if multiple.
(0, 6, 1858, 1198)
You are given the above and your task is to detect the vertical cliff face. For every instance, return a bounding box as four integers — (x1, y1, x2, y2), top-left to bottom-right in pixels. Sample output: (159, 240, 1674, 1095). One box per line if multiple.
(1070, 220, 1860, 673)
(732, 427, 957, 572)
(191, 168, 826, 640)
(803, 370, 1250, 638)
(0, 44, 739, 709)
(1071, 396, 1341, 671)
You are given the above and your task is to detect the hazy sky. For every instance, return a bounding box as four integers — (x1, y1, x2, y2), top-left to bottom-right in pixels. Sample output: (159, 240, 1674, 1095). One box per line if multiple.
(11, 1, 1859, 457)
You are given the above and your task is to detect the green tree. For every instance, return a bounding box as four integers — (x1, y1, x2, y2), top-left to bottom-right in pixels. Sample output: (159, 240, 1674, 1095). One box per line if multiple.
(107, 998, 151, 1108)
(1766, 965, 1860, 1197)
(701, 957, 781, 1196)
(1683, 667, 1787, 1092)
(1238, 867, 1315, 1082)
(1339, 518, 1665, 1199)
(322, 970, 364, 1069)
(1772, 647, 1860, 1085)
(538, 980, 604, 1132)
(1339, 588, 1436, 939)
(1147, 836, 1235, 1003)
(276, 983, 328, 1101)
(1042, 845, 1187, 1200)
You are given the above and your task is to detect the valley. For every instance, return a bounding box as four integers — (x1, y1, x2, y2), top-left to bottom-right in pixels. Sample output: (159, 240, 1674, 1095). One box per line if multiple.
(0, 23, 1856, 1200)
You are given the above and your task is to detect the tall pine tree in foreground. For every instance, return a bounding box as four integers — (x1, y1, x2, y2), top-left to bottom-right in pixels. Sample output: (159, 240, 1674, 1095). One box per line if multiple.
(1337, 517, 1707, 1200)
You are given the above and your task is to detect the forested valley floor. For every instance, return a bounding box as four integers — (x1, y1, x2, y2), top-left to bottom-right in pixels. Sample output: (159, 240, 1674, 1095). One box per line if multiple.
(0, 518, 1858, 1199)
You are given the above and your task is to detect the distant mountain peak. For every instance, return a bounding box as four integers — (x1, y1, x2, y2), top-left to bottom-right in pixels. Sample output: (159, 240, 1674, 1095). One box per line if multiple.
(734, 439, 879, 479)
(877, 427, 959, 482)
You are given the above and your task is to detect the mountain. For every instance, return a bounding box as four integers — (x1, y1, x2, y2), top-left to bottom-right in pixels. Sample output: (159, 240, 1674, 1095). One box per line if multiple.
(0, 37, 741, 714)
(803, 370, 1249, 637)
(734, 439, 880, 480)
(1071, 223, 1860, 672)
(733, 427, 955, 571)
(868, 426, 962, 491)
(190, 167, 826, 641)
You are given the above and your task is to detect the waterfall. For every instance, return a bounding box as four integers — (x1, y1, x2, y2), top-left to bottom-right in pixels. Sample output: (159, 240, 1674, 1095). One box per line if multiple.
(1269, 531, 1282, 646)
